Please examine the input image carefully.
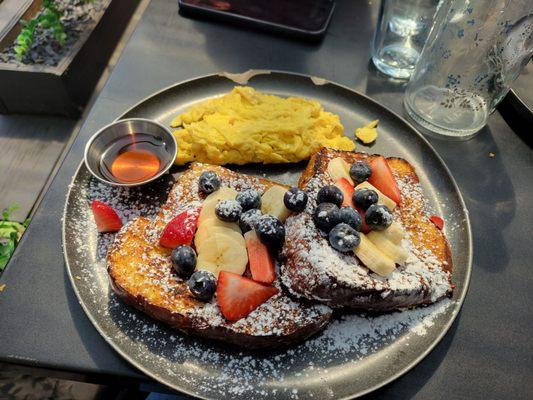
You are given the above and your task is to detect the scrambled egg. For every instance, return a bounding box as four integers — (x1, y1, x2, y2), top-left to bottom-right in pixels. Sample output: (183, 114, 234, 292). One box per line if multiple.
(355, 119, 379, 144)
(170, 86, 355, 165)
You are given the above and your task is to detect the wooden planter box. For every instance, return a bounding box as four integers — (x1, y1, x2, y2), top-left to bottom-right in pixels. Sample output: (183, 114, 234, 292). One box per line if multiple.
(0, 0, 140, 117)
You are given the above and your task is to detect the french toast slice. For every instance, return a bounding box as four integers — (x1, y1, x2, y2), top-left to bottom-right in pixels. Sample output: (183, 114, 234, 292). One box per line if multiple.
(107, 163, 331, 349)
(280, 148, 453, 311)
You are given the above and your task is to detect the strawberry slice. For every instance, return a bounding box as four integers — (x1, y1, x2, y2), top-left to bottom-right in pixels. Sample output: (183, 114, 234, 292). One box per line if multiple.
(159, 207, 201, 248)
(335, 178, 355, 208)
(368, 156, 401, 205)
(244, 230, 276, 283)
(335, 178, 371, 232)
(217, 271, 278, 322)
(91, 200, 122, 233)
(355, 206, 371, 234)
(429, 215, 444, 230)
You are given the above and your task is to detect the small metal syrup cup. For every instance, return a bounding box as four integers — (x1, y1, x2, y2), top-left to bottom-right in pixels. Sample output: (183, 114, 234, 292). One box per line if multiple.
(84, 118, 177, 187)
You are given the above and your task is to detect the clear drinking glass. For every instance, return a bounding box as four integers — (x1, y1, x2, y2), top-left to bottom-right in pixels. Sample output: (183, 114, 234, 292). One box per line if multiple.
(372, 0, 440, 79)
(404, 0, 533, 139)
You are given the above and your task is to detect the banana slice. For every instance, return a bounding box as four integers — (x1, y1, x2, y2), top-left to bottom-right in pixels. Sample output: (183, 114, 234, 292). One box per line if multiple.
(355, 181, 397, 210)
(198, 216, 241, 233)
(261, 185, 291, 222)
(195, 222, 240, 252)
(354, 234, 396, 277)
(195, 229, 248, 277)
(198, 187, 238, 225)
(327, 157, 354, 185)
(382, 221, 405, 245)
(367, 231, 408, 265)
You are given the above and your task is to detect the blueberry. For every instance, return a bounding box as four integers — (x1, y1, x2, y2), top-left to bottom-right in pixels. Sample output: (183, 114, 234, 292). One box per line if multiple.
(349, 161, 372, 184)
(317, 185, 344, 206)
(255, 214, 285, 248)
(283, 187, 308, 212)
(198, 171, 221, 195)
(171, 245, 197, 278)
(313, 202, 341, 233)
(239, 208, 262, 233)
(328, 223, 360, 252)
(339, 206, 362, 231)
(188, 270, 217, 301)
(365, 204, 393, 231)
(353, 188, 378, 210)
(236, 189, 262, 211)
(215, 200, 242, 222)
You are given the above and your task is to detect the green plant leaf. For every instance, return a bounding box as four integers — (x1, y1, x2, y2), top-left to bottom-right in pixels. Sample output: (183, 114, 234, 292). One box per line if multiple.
(0, 238, 16, 271)
(14, 46, 25, 60)
(13, 0, 66, 59)
(0, 205, 25, 272)
(1, 205, 19, 221)
(0, 225, 21, 271)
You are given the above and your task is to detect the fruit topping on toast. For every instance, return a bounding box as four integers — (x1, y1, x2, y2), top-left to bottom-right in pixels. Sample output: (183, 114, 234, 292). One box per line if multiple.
(236, 189, 262, 211)
(309, 156, 407, 276)
(190, 172, 297, 311)
(328, 223, 360, 253)
(107, 163, 331, 348)
(239, 208, 262, 233)
(91, 200, 122, 233)
(255, 214, 285, 250)
(313, 203, 341, 232)
(327, 157, 354, 185)
(317, 185, 344, 207)
(338, 205, 362, 231)
(217, 271, 279, 322)
(365, 204, 393, 231)
(196, 226, 248, 277)
(215, 200, 242, 222)
(171, 245, 197, 278)
(349, 161, 373, 184)
(353, 187, 378, 210)
(261, 185, 291, 222)
(335, 178, 355, 208)
(198, 170, 221, 195)
(104, 148, 452, 346)
(283, 187, 308, 212)
(367, 156, 401, 205)
(281, 148, 453, 311)
(355, 181, 397, 210)
(245, 230, 276, 284)
(188, 270, 217, 301)
(159, 207, 200, 248)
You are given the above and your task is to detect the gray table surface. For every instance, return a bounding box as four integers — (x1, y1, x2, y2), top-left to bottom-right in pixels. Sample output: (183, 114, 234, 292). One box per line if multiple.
(0, 115, 76, 222)
(1, 0, 532, 398)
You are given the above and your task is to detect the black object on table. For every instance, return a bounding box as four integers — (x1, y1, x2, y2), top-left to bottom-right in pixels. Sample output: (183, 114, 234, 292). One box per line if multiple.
(498, 62, 533, 147)
(0, 1, 532, 399)
(178, 0, 335, 41)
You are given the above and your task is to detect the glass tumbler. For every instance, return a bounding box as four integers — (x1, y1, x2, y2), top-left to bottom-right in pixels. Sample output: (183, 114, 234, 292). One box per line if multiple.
(404, 0, 533, 139)
(372, 0, 440, 79)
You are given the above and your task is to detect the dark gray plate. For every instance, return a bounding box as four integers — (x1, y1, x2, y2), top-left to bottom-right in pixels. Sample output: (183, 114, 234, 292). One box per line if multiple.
(63, 71, 472, 399)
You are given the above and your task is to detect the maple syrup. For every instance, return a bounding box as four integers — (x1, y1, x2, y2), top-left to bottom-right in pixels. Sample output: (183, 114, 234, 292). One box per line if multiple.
(100, 133, 166, 183)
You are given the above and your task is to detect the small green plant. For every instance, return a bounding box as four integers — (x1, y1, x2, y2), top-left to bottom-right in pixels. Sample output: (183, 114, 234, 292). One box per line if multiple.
(0, 205, 27, 272)
(14, 0, 66, 60)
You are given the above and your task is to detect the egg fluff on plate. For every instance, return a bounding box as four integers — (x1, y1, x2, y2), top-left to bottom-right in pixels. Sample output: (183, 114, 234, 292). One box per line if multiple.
(170, 86, 355, 165)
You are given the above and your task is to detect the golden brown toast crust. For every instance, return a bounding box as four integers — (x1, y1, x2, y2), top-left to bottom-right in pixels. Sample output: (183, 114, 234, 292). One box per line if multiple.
(107, 164, 331, 349)
(281, 148, 453, 311)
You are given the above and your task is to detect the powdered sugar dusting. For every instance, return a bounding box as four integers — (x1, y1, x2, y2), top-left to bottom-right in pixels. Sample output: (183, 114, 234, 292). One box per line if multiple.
(281, 152, 453, 309)
(102, 292, 453, 399)
(106, 164, 331, 338)
(64, 163, 457, 399)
